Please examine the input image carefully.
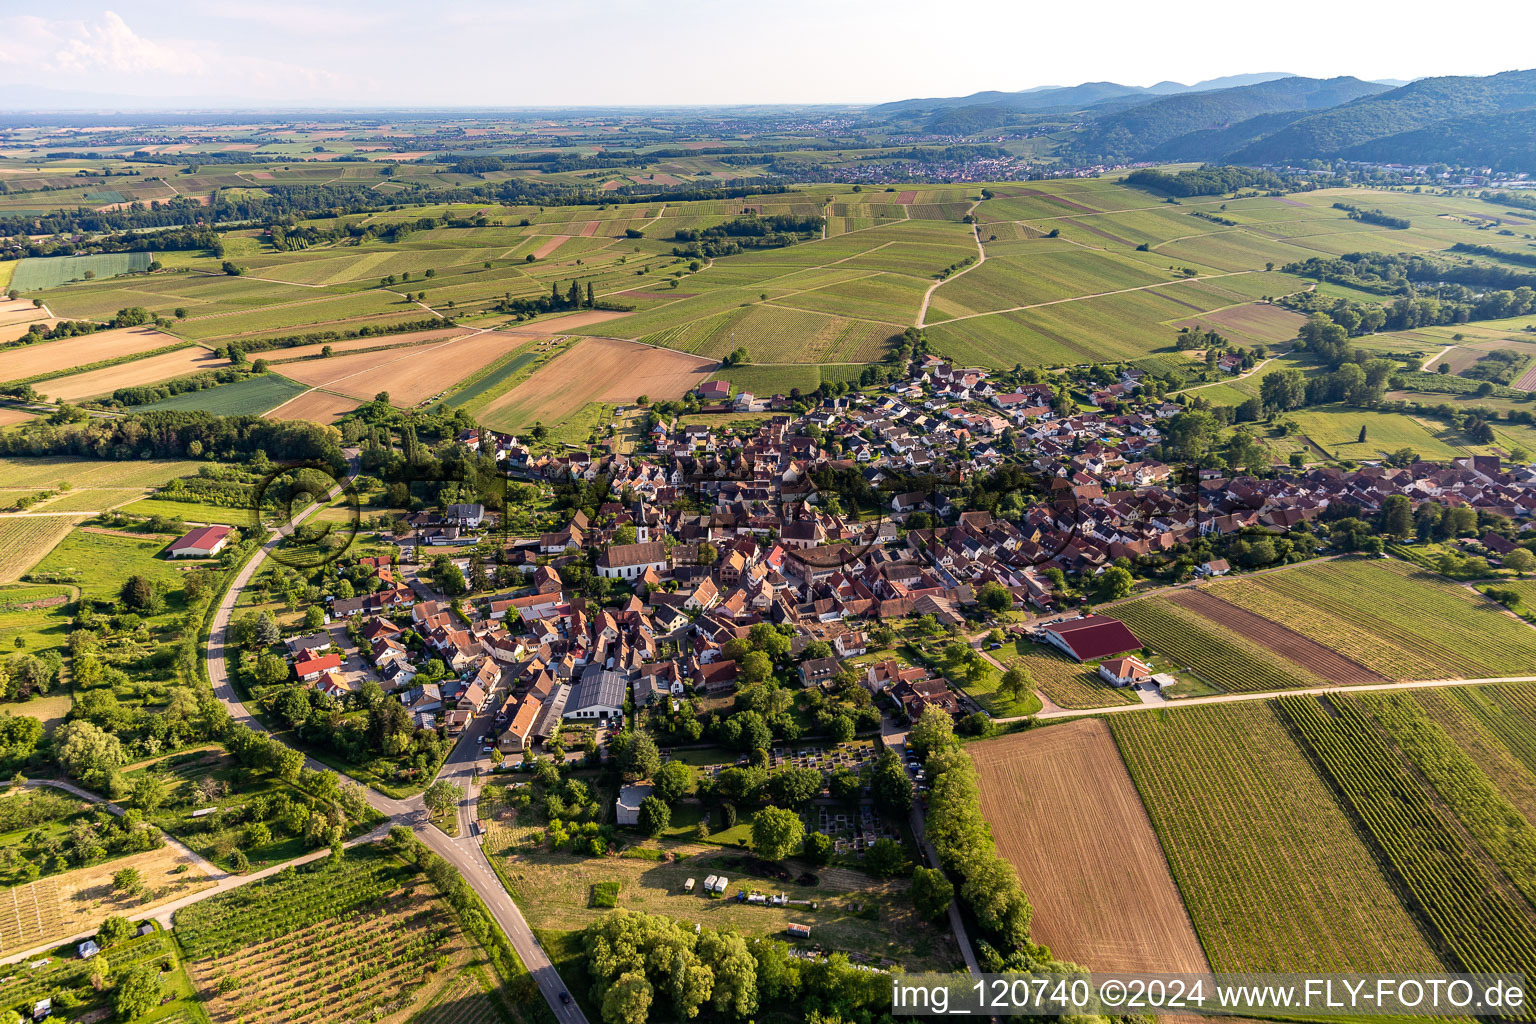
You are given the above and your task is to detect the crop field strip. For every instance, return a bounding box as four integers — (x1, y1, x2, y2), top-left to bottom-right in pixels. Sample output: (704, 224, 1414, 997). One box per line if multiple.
(1209, 558, 1536, 680)
(972, 720, 1209, 974)
(0, 516, 88, 583)
(1163, 587, 1386, 684)
(1110, 591, 1324, 693)
(1361, 691, 1536, 910)
(1112, 702, 1448, 973)
(1278, 694, 1536, 980)
(1005, 646, 1137, 708)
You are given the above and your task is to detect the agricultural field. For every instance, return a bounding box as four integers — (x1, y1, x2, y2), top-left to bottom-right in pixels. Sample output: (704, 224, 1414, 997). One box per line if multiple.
(1208, 557, 1536, 680)
(174, 845, 530, 1024)
(9, 251, 153, 291)
(35, 345, 227, 403)
(1002, 644, 1137, 709)
(1277, 693, 1536, 979)
(477, 337, 714, 432)
(0, 841, 215, 957)
(263, 388, 360, 423)
(1287, 404, 1493, 461)
(0, 325, 183, 384)
(142, 372, 309, 415)
(0, 457, 201, 491)
(1112, 702, 1451, 973)
(971, 720, 1207, 974)
(0, 925, 205, 1024)
(0, 516, 85, 582)
(1110, 590, 1327, 693)
(277, 329, 528, 406)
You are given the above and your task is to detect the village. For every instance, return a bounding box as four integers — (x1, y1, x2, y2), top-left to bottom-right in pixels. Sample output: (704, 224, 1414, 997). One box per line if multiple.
(239, 349, 1536, 835)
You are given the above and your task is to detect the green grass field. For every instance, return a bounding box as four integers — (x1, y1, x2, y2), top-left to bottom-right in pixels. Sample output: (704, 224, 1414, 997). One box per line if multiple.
(11, 251, 152, 291)
(141, 372, 308, 415)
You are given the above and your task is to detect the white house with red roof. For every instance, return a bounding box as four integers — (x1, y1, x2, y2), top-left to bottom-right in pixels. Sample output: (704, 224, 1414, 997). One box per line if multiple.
(168, 525, 232, 558)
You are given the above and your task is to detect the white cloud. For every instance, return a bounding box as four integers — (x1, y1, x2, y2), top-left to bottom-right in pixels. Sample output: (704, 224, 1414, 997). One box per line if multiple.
(48, 10, 203, 75)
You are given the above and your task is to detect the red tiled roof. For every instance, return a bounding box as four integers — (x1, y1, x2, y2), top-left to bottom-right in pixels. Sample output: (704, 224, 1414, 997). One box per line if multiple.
(294, 652, 341, 677)
(169, 525, 231, 553)
(1045, 616, 1142, 661)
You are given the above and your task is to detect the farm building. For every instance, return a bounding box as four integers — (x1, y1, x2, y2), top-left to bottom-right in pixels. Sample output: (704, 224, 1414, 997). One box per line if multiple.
(616, 783, 655, 826)
(1098, 656, 1151, 687)
(1041, 616, 1142, 662)
(787, 923, 812, 938)
(596, 540, 668, 580)
(564, 666, 625, 720)
(697, 380, 729, 401)
(168, 524, 232, 558)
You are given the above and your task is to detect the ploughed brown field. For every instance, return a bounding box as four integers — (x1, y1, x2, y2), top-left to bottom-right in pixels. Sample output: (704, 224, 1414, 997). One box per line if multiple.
(500, 309, 632, 334)
(1166, 588, 1386, 684)
(970, 719, 1210, 975)
(477, 336, 713, 430)
(264, 326, 468, 361)
(36, 343, 226, 402)
(3, 325, 183, 382)
(264, 389, 361, 423)
(277, 329, 524, 406)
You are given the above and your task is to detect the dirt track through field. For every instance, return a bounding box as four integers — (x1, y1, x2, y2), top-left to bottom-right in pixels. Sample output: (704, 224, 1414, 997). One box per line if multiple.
(1167, 588, 1386, 684)
(971, 720, 1210, 975)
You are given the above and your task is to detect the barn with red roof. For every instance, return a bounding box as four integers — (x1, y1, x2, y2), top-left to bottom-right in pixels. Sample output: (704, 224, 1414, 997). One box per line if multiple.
(1041, 615, 1142, 662)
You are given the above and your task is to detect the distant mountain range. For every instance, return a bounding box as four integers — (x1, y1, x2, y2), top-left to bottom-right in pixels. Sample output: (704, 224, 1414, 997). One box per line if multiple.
(877, 68, 1536, 170)
(871, 73, 1298, 116)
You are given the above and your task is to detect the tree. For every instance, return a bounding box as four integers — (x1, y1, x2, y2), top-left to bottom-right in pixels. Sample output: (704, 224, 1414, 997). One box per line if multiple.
(1380, 495, 1413, 539)
(908, 705, 956, 758)
(254, 651, 290, 687)
(804, 831, 833, 864)
(870, 749, 913, 815)
(751, 806, 804, 860)
(423, 779, 463, 819)
(113, 962, 162, 1021)
(1095, 565, 1134, 601)
(911, 865, 954, 921)
(303, 605, 325, 631)
(739, 651, 772, 685)
(56, 720, 126, 784)
(998, 664, 1032, 703)
(976, 580, 1011, 614)
(637, 795, 671, 836)
(620, 730, 662, 780)
(863, 836, 903, 877)
(1358, 425, 1368, 444)
(130, 774, 169, 814)
(653, 760, 693, 803)
(119, 574, 154, 610)
(112, 866, 144, 897)
(602, 971, 654, 1024)
(1506, 548, 1536, 576)
(430, 556, 467, 597)
(97, 914, 134, 947)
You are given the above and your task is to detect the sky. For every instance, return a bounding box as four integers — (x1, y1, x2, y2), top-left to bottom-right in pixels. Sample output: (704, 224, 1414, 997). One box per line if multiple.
(2, 0, 1533, 108)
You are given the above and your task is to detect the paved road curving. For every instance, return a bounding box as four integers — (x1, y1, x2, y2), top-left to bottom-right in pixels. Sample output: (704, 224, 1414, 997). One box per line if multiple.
(202, 452, 586, 1023)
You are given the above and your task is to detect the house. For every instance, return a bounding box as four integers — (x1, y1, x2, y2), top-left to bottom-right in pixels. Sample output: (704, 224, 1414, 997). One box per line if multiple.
(597, 541, 668, 580)
(446, 503, 486, 527)
(401, 683, 442, 714)
(168, 525, 232, 558)
(563, 667, 626, 721)
(798, 657, 840, 688)
(616, 783, 655, 826)
(1098, 656, 1151, 687)
(1197, 558, 1231, 577)
(293, 652, 342, 682)
(283, 632, 332, 656)
(499, 692, 544, 753)
(1040, 616, 1142, 662)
